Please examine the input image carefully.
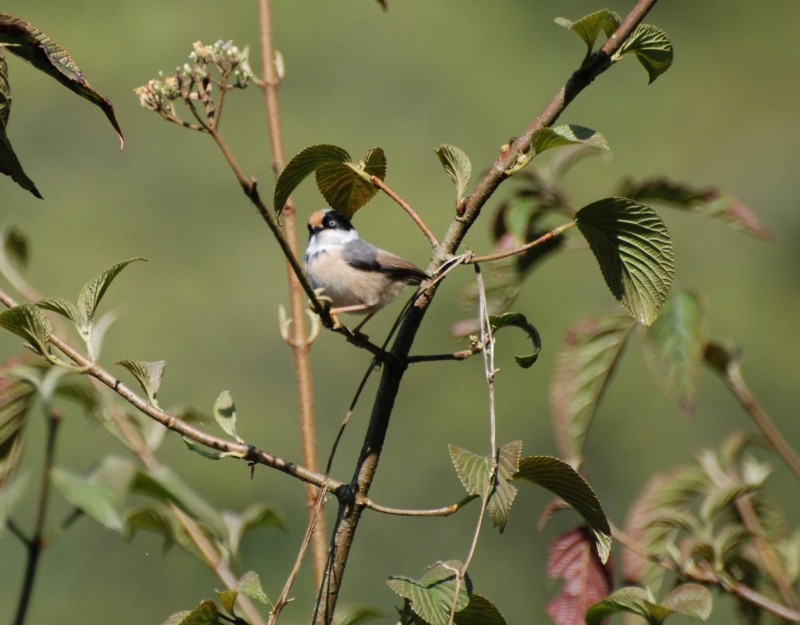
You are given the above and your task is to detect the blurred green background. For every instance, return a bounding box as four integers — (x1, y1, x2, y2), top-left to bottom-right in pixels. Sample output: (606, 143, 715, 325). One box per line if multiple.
(2, 1, 799, 624)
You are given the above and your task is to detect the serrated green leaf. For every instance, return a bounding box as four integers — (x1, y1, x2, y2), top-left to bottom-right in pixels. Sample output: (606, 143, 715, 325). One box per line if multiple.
(449, 445, 490, 497)
(387, 561, 471, 625)
(556, 10, 621, 54)
(158, 610, 192, 625)
(77, 258, 145, 324)
(0, 303, 53, 355)
(36, 296, 80, 324)
(487, 440, 521, 532)
(116, 359, 165, 404)
(550, 314, 635, 465)
(316, 147, 385, 219)
(453, 593, 507, 625)
(236, 570, 270, 604)
(435, 144, 472, 207)
(615, 23, 674, 83)
(274, 144, 351, 215)
(531, 125, 609, 155)
(514, 456, 611, 562)
(661, 584, 713, 620)
(618, 177, 772, 240)
(51, 466, 128, 534)
(0, 13, 124, 147)
(587, 584, 712, 625)
(489, 312, 542, 368)
(575, 197, 675, 326)
(213, 389, 241, 442)
(642, 289, 706, 416)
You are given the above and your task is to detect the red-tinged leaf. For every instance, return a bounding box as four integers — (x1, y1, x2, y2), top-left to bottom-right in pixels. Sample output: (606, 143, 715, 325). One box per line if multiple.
(547, 526, 613, 625)
(619, 177, 772, 240)
(0, 354, 36, 486)
(550, 314, 635, 467)
(0, 13, 123, 148)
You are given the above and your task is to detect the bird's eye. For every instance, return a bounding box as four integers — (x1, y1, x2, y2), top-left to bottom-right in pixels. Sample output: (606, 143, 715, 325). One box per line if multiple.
(327, 220, 336, 228)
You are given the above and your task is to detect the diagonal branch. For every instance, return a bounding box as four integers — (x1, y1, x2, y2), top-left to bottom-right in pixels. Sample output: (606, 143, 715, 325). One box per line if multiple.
(313, 1, 662, 622)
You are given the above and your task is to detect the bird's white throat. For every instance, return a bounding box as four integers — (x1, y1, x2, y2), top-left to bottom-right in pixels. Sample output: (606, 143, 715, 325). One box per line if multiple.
(306, 227, 360, 258)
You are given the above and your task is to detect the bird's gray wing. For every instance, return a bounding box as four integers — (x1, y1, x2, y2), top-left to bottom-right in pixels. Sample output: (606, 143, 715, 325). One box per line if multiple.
(343, 239, 428, 283)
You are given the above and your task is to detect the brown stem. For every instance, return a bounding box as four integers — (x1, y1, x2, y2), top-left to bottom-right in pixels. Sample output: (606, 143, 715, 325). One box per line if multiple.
(466, 222, 575, 264)
(13, 408, 60, 625)
(313, 1, 661, 622)
(258, 0, 328, 585)
(369, 175, 439, 247)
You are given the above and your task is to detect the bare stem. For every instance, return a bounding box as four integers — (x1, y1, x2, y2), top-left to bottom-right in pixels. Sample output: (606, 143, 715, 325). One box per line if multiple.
(466, 222, 575, 264)
(370, 175, 439, 247)
(12, 407, 60, 625)
(257, 0, 328, 587)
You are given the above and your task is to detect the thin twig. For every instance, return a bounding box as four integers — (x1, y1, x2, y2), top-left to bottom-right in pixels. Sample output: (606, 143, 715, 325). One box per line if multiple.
(370, 175, 439, 247)
(12, 407, 61, 625)
(448, 265, 498, 625)
(465, 222, 575, 264)
(360, 495, 478, 517)
(407, 343, 484, 364)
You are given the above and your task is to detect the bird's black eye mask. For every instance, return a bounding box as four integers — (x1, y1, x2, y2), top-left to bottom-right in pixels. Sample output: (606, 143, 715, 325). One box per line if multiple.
(324, 210, 353, 231)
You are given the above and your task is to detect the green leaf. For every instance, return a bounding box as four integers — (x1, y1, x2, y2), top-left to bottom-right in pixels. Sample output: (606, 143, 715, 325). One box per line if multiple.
(530, 124, 609, 155)
(337, 605, 386, 625)
(274, 144, 351, 215)
(116, 359, 166, 404)
(514, 456, 612, 562)
(587, 584, 712, 625)
(216, 590, 238, 616)
(387, 561, 471, 625)
(50, 466, 129, 534)
(316, 146, 386, 218)
(0, 358, 36, 486)
(77, 258, 145, 324)
(222, 502, 287, 556)
(449, 445, 490, 497)
(489, 312, 542, 368)
(132, 465, 226, 537)
(0, 49, 42, 199)
(454, 594, 507, 625)
(236, 570, 270, 604)
(1, 223, 29, 270)
(213, 389, 242, 442)
(0, 13, 124, 147)
(615, 23, 674, 83)
(550, 314, 635, 465)
(183, 436, 227, 460)
(159, 611, 192, 625)
(555, 10, 621, 54)
(618, 177, 772, 240)
(170, 600, 219, 625)
(36, 296, 80, 323)
(435, 144, 472, 206)
(575, 197, 675, 326)
(0, 303, 53, 355)
(488, 441, 522, 532)
(641, 289, 707, 416)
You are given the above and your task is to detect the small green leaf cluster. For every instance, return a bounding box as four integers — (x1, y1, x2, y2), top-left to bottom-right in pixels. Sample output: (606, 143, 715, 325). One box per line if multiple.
(624, 434, 798, 597)
(161, 571, 271, 625)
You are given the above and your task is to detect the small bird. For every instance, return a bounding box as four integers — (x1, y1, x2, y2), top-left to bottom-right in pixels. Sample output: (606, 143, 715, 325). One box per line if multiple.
(304, 209, 429, 333)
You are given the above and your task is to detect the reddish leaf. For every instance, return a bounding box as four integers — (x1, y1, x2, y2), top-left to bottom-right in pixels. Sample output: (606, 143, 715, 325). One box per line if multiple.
(547, 526, 613, 625)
